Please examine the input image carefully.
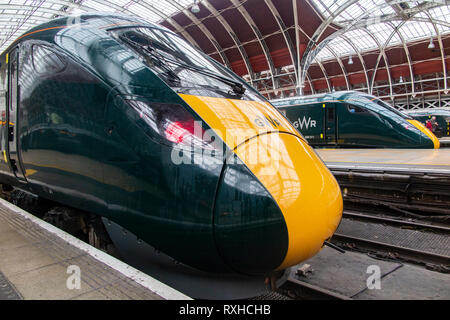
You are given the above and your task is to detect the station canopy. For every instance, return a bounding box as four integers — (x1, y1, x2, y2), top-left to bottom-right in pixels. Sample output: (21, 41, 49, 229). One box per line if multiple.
(1, 1, 450, 101)
(0, 0, 196, 52)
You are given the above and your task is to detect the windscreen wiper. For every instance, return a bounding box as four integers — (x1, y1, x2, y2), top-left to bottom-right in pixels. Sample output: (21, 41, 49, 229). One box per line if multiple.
(139, 46, 246, 96)
(119, 34, 246, 96)
(118, 35, 181, 84)
(161, 56, 246, 96)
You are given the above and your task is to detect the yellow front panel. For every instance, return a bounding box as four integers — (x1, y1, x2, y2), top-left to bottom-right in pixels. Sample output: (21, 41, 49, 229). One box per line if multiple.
(407, 120, 440, 149)
(234, 133, 343, 270)
(179, 94, 343, 269)
(178, 94, 303, 150)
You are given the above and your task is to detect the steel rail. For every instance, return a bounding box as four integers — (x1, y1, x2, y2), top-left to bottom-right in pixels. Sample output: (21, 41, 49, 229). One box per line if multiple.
(342, 211, 450, 234)
(332, 233, 450, 268)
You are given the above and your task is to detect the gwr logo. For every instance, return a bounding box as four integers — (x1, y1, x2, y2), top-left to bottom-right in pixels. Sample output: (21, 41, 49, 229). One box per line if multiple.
(293, 116, 317, 130)
(254, 115, 281, 128)
(293, 116, 317, 129)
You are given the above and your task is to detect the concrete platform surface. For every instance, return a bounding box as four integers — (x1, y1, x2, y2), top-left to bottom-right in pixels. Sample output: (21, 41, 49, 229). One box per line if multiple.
(0, 198, 190, 300)
(316, 148, 450, 174)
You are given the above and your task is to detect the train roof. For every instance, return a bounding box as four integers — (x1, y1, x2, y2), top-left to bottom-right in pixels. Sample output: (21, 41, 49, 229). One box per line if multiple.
(406, 109, 450, 116)
(271, 91, 367, 108)
(0, 12, 169, 59)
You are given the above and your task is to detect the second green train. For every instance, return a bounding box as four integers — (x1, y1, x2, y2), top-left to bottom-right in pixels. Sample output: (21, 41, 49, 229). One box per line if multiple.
(272, 91, 440, 149)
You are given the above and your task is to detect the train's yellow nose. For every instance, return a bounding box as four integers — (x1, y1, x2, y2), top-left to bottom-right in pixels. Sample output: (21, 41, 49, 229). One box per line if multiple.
(407, 120, 440, 149)
(234, 132, 343, 270)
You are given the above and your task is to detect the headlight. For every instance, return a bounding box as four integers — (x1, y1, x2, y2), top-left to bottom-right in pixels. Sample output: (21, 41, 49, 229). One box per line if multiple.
(125, 100, 222, 151)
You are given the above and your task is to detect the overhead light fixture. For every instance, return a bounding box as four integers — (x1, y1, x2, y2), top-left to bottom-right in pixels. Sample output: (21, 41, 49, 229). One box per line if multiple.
(428, 37, 435, 49)
(348, 56, 353, 65)
(399, 76, 404, 83)
(191, 0, 200, 13)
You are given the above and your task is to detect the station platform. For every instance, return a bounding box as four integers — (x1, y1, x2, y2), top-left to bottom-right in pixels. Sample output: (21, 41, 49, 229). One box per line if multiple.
(440, 137, 450, 148)
(315, 148, 450, 215)
(316, 148, 450, 175)
(0, 198, 190, 300)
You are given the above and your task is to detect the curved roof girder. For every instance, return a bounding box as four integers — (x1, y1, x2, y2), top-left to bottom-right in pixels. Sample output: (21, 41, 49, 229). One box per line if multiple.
(165, 0, 232, 69)
(351, 15, 450, 30)
(423, 10, 448, 93)
(119, 1, 203, 50)
(366, 26, 394, 97)
(325, 45, 350, 90)
(387, 21, 416, 97)
(0, 14, 50, 22)
(340, 34, 370, 91)
(318, 13, 450, 96)
(229, 0, 276, 88)
(306, 72, 316, 94)
(293, 0, 302, 92)
(165, 17, 202, 50)
(264, 0, 298, 85)
(315, 59, 332, 91)
(300, 0, 449, 87)
(202, 0, 255, 83)
(0, 5, 66, 17)
(301, 0, 359, 81)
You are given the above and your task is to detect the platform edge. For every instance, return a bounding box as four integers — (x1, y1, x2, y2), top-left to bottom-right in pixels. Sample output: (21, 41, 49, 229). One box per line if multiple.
(0, 198, 192, 300)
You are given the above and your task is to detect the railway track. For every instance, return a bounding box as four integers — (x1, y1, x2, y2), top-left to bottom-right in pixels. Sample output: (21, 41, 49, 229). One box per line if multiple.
(333, 211, 450, 271)
(343, 210, 450, 234)
(332, 233, 450, 268)
(277, 209, 450, 300)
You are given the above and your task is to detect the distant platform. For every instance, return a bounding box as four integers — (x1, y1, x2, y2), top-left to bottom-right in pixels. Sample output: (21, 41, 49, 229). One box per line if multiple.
(316, 148, 450, 175)
(440, 137, 450, 148)
(0, 198, 190, 300)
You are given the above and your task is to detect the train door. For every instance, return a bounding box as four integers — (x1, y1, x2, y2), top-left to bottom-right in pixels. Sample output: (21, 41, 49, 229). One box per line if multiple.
(325, 104, 337, 144)
(7, 47, 27, 182)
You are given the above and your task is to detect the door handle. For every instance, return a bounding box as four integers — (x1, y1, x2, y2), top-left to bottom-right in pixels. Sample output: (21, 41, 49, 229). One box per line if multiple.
(106, 125, 115, 136)
(8, 126, 13, 141)
(106, 122, 117, 136)
(10, 159, 17, 171)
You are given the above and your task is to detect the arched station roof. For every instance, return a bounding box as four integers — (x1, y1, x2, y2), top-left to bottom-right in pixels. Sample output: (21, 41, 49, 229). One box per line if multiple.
(1, 0, 450, 101)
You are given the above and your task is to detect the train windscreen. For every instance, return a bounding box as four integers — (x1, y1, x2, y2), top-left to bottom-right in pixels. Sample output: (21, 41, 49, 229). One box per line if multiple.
(110, 27, 263, 101)
(361, 95, 413, 120)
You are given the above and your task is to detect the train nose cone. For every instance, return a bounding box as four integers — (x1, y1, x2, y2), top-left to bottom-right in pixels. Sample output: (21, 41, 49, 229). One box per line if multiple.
(214, 133, 343, 275)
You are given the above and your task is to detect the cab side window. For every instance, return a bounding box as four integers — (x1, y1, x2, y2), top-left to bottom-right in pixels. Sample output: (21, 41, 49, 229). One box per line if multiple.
(32, 45, 66, 75)
(347, 104, 367, 114)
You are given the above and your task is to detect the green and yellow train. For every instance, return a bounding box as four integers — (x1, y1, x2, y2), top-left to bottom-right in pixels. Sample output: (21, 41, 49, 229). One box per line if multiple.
(0, 13, 343, 298)
(406, 109, 450, 137)
(272, 91, 440, 149)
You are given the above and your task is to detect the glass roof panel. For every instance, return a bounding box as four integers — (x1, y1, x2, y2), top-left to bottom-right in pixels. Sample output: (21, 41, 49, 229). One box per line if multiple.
(315, 46, 334, 60)
(366, 23, 401, 46)
(344, 28, 377, 51)
(311, 0, 395, 23)
(309, 1, 450, 64)
(0, 0, 197, 53)
(327, 37, 356, 56)
(399, 20, 435, 41)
